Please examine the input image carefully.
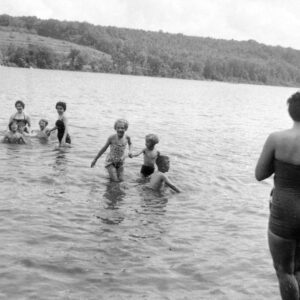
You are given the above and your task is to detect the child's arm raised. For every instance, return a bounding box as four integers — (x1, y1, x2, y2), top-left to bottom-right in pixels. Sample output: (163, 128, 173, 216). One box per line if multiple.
(91, 137, 111, 167)
(164, 174, 181, 193)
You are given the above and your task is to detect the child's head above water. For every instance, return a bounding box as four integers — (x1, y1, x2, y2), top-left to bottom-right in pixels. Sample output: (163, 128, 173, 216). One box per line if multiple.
(8, 120, 18, 132)
(156, 155, 170, 172)
(145, 134, 159, 148)
(39, 119, 48, 130)
(114, 119, 129, 131)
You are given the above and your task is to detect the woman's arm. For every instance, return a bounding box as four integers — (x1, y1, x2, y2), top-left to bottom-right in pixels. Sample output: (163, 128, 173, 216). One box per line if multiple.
(91, 138, 111, 167)
(26, 114, 31, 131)
(127, 135, 132, 157)
(60, 116, 68, 145)
(47, 125, 57, 136)
(255, 133, 276, 181)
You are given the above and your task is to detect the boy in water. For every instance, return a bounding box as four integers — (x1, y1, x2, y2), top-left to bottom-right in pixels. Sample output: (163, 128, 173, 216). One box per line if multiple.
(149, 155, 181, 193)
(3, 120, 26, 144)
(129, 134, 160, 178)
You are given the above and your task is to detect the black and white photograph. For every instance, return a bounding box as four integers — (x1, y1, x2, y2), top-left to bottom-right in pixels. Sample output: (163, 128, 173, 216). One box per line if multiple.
(1, 1, 300, 299)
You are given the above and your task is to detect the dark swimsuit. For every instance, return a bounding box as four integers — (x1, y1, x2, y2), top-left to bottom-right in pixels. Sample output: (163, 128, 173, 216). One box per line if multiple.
(13, 113, 29, 133)
(140, 150, 159, 177)
(140, 165, 155, 177)
(55, 119, 71, 144)
(269, 159, 300, 239)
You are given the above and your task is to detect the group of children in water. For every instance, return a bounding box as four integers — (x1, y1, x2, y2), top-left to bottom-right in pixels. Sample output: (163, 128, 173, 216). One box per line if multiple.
(91, 118, 181, 193)
(3, 101, 181, 193)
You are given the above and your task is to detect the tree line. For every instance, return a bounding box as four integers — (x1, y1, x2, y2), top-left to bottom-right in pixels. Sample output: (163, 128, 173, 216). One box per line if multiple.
(1, 14, 300, 86)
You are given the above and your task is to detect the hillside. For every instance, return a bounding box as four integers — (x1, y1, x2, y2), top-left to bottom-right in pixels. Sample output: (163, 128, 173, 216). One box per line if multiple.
(1, 14, 300, 86)
(0, 26, 112, 71)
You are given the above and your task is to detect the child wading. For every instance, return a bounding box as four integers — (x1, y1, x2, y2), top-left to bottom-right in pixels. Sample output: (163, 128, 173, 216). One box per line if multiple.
(91, 119, 132, 182)
(130, 134, 160, 178)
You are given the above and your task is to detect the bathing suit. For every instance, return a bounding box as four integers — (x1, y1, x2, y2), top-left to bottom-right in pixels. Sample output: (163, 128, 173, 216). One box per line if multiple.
(105, 138, 128, 169)
(12, 113, 29, 133)
(140, 165, 155, 177)
(55, 119, 71, 144)
(269, 159, 300, 239)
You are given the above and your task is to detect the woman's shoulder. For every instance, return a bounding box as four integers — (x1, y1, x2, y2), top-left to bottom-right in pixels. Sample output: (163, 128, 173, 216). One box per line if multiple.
(267, 130, 290, 141)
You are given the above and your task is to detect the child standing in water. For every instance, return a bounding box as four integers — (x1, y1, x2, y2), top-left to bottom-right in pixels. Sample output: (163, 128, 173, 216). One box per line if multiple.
(48, 102, 71, 146)
(130, 134, 160, 178)
(3, 120, 26, 144)
(91, 119, 132, 182)
(149, 155, 181, 193)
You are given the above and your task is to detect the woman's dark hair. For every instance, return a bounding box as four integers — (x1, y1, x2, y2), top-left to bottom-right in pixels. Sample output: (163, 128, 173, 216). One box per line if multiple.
(287, 92, 300, 121)
(55, 101, 66, 111)
(15, 100, 25, 108)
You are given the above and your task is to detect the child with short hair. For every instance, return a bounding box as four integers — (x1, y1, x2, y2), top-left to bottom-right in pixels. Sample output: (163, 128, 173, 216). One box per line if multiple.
(149, 155, 181, 193)
(3, 120, 26, 144)
(129, 134, 160, 178)
(91, 119, 132, 182)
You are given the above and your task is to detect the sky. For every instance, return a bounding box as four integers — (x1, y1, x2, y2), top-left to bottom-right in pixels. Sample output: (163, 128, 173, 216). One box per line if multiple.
(1, 0, 300, 50)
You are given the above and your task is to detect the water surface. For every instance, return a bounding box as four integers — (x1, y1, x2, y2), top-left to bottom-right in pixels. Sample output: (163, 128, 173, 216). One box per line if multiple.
(0, 67, 296, 299)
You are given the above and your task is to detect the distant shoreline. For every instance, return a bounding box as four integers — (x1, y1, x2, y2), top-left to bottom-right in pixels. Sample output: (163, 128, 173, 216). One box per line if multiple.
(1, 14, 300, 88)
(1, 64, 297, 89)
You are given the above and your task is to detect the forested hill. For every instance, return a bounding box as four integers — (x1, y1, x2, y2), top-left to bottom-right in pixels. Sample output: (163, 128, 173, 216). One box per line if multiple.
(1, 14, 300, 87)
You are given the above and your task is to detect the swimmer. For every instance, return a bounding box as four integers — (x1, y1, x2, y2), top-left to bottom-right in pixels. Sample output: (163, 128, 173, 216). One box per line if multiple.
(91, 119, 132, 182)
(3, 120, 26, 144)
(9, 100, 31, 133)
(149, 155, 181, 193)
(35, 119, 50, 139)
(129, 134, 160, 178)
(48, 102, 71, 146)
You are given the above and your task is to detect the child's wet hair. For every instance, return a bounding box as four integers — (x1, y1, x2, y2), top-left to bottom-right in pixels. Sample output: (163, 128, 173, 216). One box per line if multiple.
(15, 100, 25, 108)
(39, 119, 48, 126)
(56, 101, 67, 111)
(156, 155, 169, 167)
(146, 134, 159, 145)
(8, 120, 17, 131)
(114, 119, 129, 130)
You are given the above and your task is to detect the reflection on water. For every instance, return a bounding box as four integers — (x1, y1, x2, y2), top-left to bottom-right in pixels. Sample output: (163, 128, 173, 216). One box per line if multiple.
(103, 182, 126, 207)
(99, 182, 126, 225)
(53, 148, 68, 172)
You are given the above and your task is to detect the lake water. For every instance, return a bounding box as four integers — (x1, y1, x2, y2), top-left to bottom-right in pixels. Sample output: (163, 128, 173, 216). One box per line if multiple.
(0, 66, 297, 299)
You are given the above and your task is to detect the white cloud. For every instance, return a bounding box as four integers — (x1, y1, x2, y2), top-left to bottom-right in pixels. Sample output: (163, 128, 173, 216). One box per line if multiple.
(0, 0, 300, 49)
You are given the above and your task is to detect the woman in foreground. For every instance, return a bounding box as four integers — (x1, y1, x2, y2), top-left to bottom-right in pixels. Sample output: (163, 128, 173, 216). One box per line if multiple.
(255, 92, 300, 300)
